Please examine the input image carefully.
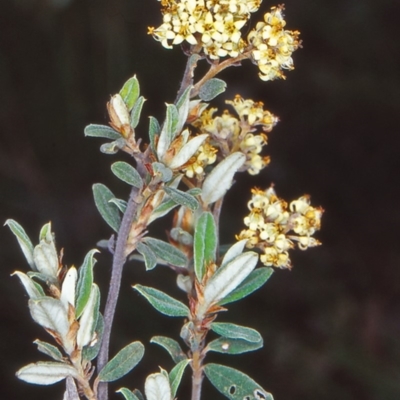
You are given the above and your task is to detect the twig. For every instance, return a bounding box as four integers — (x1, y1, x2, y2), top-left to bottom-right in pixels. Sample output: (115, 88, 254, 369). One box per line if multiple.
(97, 185, 140, 400)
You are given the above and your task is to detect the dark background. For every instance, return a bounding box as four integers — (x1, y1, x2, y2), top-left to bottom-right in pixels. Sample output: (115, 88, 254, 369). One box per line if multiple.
(1, 0, 399, 399)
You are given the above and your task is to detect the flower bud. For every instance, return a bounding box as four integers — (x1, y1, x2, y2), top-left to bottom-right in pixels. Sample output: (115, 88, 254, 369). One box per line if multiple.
(107, 94, 133, 138)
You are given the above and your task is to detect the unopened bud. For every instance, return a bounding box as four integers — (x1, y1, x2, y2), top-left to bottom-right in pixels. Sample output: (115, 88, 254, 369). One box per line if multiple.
(107, 94, 133, 138)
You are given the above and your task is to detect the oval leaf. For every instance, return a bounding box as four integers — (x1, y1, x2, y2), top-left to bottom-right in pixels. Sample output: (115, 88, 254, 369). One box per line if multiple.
(207, 337, 263, 354)
(117, 388, 141, 400)
(168, 134, 208, 169)
(82, 313, 104, 361)
(157, 103, 179, 159)
(75, 249, 98, 318)
(12, 271, 44, 299)
(5, 219, 35, 269)
(143, 238, 187, 268)
(120, 75, 140, 110)
(199, 78, 227, 101)
(204, 363, 273, 400)
(92, 183, 121, 232)
(29, 297, 70, 339)
(148, 116, 160, 153)
(134, 285, 189, 317)
(130, 96, 146, 129)
(34, 340, 64, 362)
(194, 212, 217, 282)
(136, 242, 157, 271)
(218, 267, 273, 306)
(201, 152, 246, 205)
(169, 359, 190, 398)
(98, 341, 144, 382)
(145, 372, 171, 400)
(16, 362, 78, 385)
(164, 187, 199, 211)
(199, 252, 258, 317)
(150, 336, 187, 364)
(210, 323, 262, 343)
(84, 124, 121, 139)
(77, 284, 100, 349)
(111, 161, 143, 188)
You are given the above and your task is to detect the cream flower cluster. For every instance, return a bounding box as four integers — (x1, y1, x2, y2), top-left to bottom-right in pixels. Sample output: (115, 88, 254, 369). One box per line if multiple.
(247, 5, 300, 80)
(182, 139, 218, 178)
(193, 96, 278, 175)
(237, 186, 323, 269)
(149, 0, 261, 59)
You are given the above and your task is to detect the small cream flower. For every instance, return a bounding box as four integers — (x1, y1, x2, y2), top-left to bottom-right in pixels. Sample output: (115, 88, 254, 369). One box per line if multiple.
(237, 186, 323, 269)
(247, 5, 300, 81)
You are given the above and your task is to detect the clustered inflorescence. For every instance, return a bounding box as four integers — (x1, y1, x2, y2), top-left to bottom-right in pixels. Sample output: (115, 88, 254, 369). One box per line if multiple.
(193, 95, 278, 175)
(149, 1, 301, 81)
(237, 187, 323, 269)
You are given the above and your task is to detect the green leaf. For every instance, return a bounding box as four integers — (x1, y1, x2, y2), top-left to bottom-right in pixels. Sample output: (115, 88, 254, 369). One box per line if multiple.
(132, 389, 145, 400)
(150, 336, 187, 364)
(84, 124, 121, 140)
(98, 341, 144, 383)
(211, 323, 262, 343)
(34, 340, 64, 362)
(77, 284, 100, 349)
(109, 198, 127, 213)
(12, 271, 44, 299)
(120, 75, 140, 111)
(157, 103, 179, 159)
(136, 242, 157, 271)
(130, 96, 146, 129)
(198, 78, 226, 101)
(207, 337, 263, 354)
(204, 363, 274, 400)
(148, 116, 160, 153)
(164, 186, 199, 211)
(194, 212, 217, 282)
(152, 162, 173, 182)
(134, 285, 189, 317)
(16, 362, 79, 385)
(100, 139, 125, 154)
(82, 313, 104, 361)
(201, 152, 246, 205)
(92, 183, 121, 232)
(75, 249, 98, 318)
(218, 267, 273, 306)
(117, 388, 141, 400)
(198, 252, 258, 318)
(29, 298, 69, 340)
(5, 219, 35, 269)
(143, 237, 187, 268)
(169, 359, 190, 398)
(111, 161, 143, 188)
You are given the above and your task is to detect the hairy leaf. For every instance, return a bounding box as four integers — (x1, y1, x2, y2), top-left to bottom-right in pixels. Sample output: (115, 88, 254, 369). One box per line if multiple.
(211, 323, 262, 343)
(98, 341, 145, 382)
(207, 337, 263, 354)
(145, 371, 171, 400)
(134, 285, 189, 317)
(111, 161, 143, 188)
(169, 359, 190, 398)
(130, 96, 146, 129)
(34, 340, 64, 362)
(5, 219, 35, 269)
(75, 249, 98, 318)
(120, 75, 140, 110)
(201, 152, 245, 205)
(117, 388, 141, 400)
(163, 186, 199, 211)
(218, 267, 273, 306)
(198, 78, 227, 101)
(143, 237, 187, 267)
(194, 212, 217, 282)
(93, 183, 121, 232)
(12, 271, 44, 299)
(204, 363, 274, 400)
(84, 124, 121, 140)
(150, 336, 187, 364)
(16, 362, 78, 385)
(136, 242, 157, 271)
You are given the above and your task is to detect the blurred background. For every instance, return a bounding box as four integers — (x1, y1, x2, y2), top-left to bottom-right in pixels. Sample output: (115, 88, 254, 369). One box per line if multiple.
(1, 0, 399, 399)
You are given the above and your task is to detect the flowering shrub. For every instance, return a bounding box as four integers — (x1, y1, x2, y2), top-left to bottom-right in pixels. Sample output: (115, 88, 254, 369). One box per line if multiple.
(7, 1, 322, 400)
